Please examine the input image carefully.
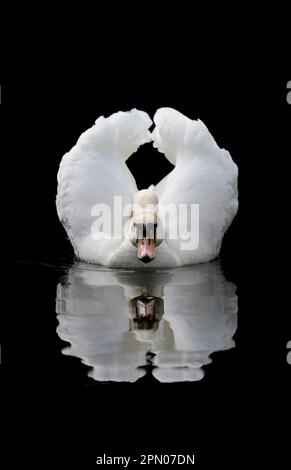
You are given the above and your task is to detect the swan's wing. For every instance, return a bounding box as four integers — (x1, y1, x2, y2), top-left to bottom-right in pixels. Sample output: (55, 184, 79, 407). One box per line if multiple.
(153, 108, 238, 264)
(56, 109, 152, 263)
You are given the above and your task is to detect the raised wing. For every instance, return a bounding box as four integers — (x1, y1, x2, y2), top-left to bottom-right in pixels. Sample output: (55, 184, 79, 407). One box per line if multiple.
(56, 109, 152, 263)
(153, 108, 238, 264)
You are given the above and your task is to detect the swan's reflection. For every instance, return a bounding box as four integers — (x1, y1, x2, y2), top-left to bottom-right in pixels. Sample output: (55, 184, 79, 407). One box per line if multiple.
(56, 261, 237, 382)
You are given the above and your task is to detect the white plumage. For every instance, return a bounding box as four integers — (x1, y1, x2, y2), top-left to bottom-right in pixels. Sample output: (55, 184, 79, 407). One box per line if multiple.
(56, 108, 238, 267)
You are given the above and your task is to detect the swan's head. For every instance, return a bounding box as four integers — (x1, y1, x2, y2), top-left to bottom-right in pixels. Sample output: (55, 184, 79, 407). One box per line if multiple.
(129, 189, 162, 264)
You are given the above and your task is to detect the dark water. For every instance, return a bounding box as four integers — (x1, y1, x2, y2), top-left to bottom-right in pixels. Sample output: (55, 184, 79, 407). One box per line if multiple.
(3, 253, 290, 465)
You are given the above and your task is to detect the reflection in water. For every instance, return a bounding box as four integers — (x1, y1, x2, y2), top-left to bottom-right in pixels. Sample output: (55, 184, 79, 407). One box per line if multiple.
(56, 261, 238, 383)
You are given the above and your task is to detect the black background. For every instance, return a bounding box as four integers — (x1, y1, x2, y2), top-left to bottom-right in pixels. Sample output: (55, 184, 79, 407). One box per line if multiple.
(1, 20, 291, 468)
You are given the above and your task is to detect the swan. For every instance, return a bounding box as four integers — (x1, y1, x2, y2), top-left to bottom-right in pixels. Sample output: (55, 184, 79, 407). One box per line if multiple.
(56, 108, 238, 267)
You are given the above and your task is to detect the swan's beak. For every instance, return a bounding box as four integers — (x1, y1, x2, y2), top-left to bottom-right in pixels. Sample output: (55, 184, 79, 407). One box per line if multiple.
(137, 239, 156, 263)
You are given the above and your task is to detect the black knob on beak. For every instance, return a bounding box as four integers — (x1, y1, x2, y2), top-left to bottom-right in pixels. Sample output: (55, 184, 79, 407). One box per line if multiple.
(140, 254, 153, 264)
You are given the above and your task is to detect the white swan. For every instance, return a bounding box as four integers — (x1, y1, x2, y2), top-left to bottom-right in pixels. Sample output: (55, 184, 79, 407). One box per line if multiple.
(56, 108, 238, 267)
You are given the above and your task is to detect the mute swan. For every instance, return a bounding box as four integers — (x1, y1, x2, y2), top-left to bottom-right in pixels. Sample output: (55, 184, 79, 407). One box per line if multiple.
(56, 108, 238, 267)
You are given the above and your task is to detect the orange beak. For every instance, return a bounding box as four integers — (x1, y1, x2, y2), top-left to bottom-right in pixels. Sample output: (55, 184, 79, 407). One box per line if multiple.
(137, 239, 156, 263)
